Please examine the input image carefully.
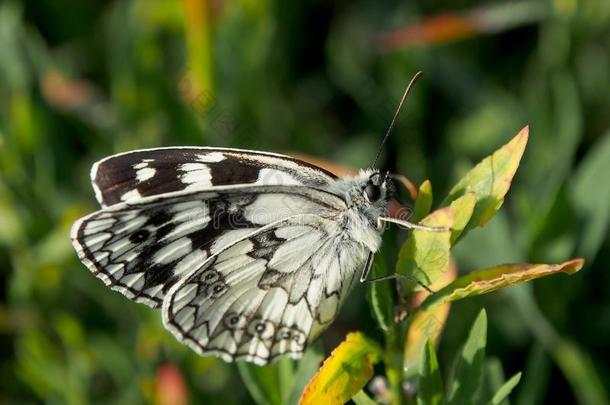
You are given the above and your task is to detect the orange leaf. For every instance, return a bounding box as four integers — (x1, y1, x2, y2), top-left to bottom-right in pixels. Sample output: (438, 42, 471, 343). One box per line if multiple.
(377, 14, 479, 49)
(421, 258, 584, 310)
(156, 363, 187, 405)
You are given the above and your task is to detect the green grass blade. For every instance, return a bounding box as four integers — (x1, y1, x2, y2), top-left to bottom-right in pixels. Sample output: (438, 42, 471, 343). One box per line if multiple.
(417, 340, 444, 405)
(570, 129, 610, 262)
(237, 362, 283, 405)
(490, 372, 522, 405)
(447, 309, 487, 405)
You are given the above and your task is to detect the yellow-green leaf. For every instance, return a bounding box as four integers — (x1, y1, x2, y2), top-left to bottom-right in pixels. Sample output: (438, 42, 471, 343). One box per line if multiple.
(403, 259, 456, 376)
(405, 305, 450, 377)
(448, 192, 476, 244)
(182, 0, 214, 95)
(352, 390, 378, 405)
(412, 180, 433, 223)
(299, 332, 382, 405)
(396, 207, 454, 292)
(444, 126, 529, 229)
(421, 258, 584, 310)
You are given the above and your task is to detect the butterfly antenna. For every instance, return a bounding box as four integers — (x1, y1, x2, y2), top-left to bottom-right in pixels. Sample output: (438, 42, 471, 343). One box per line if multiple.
(371, 71, 423, 168)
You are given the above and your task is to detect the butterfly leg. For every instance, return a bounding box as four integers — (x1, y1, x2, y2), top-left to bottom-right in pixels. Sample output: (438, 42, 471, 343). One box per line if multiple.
(359, 252, 375, 282)
(359, 253, 434, 293)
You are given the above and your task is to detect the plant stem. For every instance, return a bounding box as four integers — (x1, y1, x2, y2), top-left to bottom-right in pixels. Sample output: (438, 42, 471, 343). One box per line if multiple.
(385, 330, 405, 405)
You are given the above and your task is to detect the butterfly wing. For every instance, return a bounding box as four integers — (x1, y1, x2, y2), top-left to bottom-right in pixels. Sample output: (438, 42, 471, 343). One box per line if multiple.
(91, 147, 337, 206)
(71, 186, 346, 308)
(162, 213, 370, 365)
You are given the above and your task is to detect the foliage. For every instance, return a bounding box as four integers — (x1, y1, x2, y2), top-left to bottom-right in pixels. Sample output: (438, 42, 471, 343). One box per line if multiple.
(1, 1, 609, 404)
(294, 129, 582, 404)
(419, 310, 523, 405)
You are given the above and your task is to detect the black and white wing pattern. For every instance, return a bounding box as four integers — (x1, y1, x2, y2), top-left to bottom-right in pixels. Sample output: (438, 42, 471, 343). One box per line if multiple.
(72, 144, 395, 365)
(71, 186, 345, 308)
(91, 147, 337, 206)
(163, 214, 370, 365)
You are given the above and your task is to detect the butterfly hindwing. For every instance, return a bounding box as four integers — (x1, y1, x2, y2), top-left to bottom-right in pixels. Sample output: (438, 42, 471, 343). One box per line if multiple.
(91, 147, 337, 206)
(162, 214, 369, 365)
(71, 186, 346, 308)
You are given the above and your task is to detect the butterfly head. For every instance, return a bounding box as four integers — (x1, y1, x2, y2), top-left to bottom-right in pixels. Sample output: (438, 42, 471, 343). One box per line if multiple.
(363, 170, 395, 203)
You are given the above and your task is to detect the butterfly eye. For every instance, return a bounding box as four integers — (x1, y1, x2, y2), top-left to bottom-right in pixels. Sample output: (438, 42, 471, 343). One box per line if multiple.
(364, 183, 381, 202)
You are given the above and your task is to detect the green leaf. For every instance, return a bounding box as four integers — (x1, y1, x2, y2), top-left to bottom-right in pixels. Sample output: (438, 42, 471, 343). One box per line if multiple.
(396, 207, 454, 292)
(420, 259, 584, 310)
(238, 361, 286, 405)
(299, 332, 382, 405)
(570, 128, 610, 261)
(491, 372, 522, 405)
(444, 126, 528, 231)
(412, 180, 433, 223)
(367, 257, 394, 333)
(447, 309, 488, 405)
(417, 340, 444, 405)
(479, 358, 506, 405)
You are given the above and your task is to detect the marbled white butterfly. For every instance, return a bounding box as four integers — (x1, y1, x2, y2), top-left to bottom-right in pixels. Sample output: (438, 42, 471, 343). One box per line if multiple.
(71, 73, 437, 365)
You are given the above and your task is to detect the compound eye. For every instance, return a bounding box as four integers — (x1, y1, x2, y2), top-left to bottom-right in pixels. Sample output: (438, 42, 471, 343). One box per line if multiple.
(365, 183, 381, 201)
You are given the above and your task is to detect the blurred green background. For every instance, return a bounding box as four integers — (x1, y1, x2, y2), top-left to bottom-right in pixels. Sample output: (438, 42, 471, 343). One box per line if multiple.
(1, 0, 609, 403)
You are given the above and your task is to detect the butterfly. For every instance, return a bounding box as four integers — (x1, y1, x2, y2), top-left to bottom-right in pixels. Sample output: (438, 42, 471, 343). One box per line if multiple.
(70, 73, 436, 365)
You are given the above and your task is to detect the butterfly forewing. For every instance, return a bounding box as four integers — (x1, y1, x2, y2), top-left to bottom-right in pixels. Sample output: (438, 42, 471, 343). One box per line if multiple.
(71, 186, 346, 308)
(92, 147, 337, 206)
(162, 214, 368, 365)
